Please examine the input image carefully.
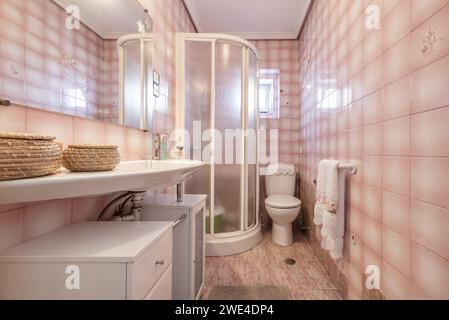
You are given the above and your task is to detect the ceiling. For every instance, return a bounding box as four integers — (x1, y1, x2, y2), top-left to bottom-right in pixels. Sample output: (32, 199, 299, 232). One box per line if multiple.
(53, 0, 147, 39)
(183, 0, 312, 40)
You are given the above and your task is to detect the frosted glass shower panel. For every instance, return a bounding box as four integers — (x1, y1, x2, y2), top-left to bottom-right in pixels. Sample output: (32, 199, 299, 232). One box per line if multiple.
(214, 42, 243, 234)
(183, 41, 213, 232)
(247, 50, 258, 229)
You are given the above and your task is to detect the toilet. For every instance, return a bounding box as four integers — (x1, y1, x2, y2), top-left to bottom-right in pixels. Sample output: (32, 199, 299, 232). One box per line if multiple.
(264, 164, 301, 246)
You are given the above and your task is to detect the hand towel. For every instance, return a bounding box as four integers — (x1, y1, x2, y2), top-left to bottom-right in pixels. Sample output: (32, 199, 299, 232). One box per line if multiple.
(321, 160, 346, 260)
(313, 160, 329, 226)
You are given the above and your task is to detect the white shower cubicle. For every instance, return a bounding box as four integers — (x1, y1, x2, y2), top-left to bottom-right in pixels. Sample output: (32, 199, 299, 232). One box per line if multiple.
(176, 33, 262, 256)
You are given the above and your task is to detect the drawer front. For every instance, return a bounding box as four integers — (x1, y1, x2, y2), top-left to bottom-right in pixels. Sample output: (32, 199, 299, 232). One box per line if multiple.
(144, 265, 172, 300)
(0, 262, 127, 300)
(128, 229, 173, 300)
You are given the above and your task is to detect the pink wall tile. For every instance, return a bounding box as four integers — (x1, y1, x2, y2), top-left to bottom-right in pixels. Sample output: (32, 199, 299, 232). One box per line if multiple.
(410, 242, 449, 299)
(363, 29, 383, 66)
(383, 226, 411, 277)
(346, 262, 364, 298)
(362, 156, 382, 188)
(411, 54, 449, 114)
(362, 243, 383, 275)
(411, 106, 449, 157)
(382, 76, 410, 121)
(363, 185, 382, 221)
(382, 116, 410, 156)
(125, 128, 148, 160)
(26, 108, 74, 146)
(349, 208, 364, 237)
(24, 199, 72, 240)
(348, 100, 363, 129)
(73, 118, 105, 145)
(382, 36, 410, 86)
(411, 157, 449, 209)
(411, 200, 449, 260)
(363, 123, 382, 155)
(350, 182, 364, 212)
(362, 90, 382, 125)
(411, 0, 449, 28)
(382, 156, 410, 196)
(383, 0, 402, 17)
(382, 0, 411, 50)
(411, 3, 449, 71)
(0, 203, 24, 214)
(410, 284, 432, 300)
(362, 57, 382, 96)
(105, 123, 126, 155)
(72, 196, 105, 223)
(382, 191, 410, 236)
(0, 209, 24, 252)
(0, 105, 26, 132)
(349, 129, 363, 156)
(382, 260, 411, 300)
(363, 215, 383, 256)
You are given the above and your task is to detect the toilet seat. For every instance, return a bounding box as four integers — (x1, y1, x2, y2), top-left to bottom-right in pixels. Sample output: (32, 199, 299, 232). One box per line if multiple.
(265, 195, 301, 209)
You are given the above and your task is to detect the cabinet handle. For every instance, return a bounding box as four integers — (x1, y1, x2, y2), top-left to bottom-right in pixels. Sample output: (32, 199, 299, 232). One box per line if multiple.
(173, 214, 187, 228)
(155, 259, 165, 266)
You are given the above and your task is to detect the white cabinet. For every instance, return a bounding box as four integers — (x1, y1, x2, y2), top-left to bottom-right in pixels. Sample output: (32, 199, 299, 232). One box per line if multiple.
(142, 194, 206, 300)
(0, 222, 173, 300)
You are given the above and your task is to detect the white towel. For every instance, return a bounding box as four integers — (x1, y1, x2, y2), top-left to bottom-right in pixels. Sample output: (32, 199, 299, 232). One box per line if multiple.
(313, 160, 329, 226)
(321, 161, 345, 260)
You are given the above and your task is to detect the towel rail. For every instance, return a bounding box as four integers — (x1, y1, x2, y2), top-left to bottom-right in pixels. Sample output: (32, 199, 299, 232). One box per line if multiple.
(338, 163, 358, 175)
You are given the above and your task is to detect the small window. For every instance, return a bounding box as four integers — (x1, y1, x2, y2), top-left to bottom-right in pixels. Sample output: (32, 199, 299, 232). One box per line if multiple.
(259, 69, 280, 118)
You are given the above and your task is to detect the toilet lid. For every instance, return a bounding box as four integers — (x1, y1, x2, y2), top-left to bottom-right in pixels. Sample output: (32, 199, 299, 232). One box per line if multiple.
(265, 195, 301, 209)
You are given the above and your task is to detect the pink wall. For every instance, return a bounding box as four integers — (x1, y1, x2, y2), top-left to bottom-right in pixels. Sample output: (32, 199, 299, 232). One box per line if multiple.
(252, 40, 301, 229)
(253, 40, 301, 171)
(0, 0, 119, 123)
(299, 0, 449, 300)
(0, 0, 195, 252)
(152, 0, 196, 137)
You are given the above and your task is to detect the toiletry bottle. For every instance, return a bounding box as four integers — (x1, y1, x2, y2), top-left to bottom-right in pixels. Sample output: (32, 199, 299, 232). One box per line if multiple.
(176, 146, 184, 159)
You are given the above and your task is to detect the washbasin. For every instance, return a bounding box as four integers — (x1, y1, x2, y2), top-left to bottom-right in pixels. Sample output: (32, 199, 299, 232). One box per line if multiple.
(0, 160, 205, 205)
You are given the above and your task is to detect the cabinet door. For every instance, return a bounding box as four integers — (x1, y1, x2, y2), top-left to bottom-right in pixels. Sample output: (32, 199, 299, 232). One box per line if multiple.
(193, 208, 205, 299)
(144, 266, 172, 300)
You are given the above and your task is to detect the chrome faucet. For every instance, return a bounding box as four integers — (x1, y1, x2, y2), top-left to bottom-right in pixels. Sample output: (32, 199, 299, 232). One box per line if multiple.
(97, 191, 146, 221)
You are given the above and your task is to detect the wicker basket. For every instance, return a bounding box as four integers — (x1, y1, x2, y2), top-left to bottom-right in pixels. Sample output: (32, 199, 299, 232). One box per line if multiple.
(0, 132, 62, 182)
(62, 144, 120, 172)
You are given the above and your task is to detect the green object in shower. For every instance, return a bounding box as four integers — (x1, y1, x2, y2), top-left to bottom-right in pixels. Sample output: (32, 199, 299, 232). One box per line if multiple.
(206, 206, 225, 233)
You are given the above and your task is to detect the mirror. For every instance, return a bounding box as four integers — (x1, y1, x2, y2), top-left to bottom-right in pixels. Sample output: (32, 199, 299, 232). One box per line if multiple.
(0, 0, 153, 131)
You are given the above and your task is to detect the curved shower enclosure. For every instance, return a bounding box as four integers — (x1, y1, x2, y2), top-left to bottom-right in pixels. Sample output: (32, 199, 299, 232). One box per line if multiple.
(117, 34, 153, 131)
(176, 33, 262, 256)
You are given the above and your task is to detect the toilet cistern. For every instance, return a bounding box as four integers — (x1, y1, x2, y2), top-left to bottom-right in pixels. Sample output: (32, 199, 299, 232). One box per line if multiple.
(263, 164, 301, 247)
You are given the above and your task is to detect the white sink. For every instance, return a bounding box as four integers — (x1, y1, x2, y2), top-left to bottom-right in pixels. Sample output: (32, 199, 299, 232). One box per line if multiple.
(0, 160, 205, 205)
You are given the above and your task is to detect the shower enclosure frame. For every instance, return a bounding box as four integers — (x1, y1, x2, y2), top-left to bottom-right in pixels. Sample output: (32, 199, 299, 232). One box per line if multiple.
(176, 33, 262, 256)
(117, 33, 154, 131)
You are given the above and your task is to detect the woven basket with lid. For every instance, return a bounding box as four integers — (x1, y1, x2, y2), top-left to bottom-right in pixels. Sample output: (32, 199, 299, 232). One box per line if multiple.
(62, 144, 120, 172)
(0, 132, 62, 181)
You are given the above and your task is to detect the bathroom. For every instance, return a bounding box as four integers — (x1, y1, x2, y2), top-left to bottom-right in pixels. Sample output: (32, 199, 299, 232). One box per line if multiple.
(0, 0, 448, 305)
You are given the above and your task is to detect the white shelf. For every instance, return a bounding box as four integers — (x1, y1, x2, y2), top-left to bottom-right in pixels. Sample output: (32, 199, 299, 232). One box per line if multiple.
(0, 160, 204, 205)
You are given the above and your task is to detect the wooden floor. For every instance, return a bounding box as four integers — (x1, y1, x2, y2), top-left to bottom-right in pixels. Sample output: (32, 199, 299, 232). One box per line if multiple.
(203, 232, 343, 300)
